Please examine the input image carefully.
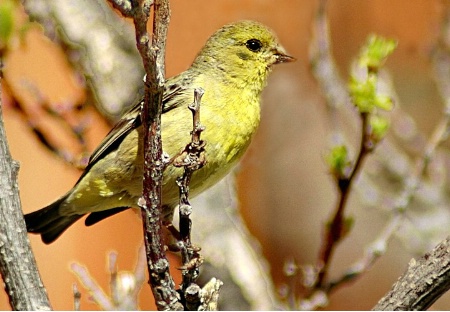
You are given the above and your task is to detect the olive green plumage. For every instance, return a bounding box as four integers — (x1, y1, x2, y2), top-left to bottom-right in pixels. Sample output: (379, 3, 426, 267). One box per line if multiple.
(25, 20, 295, 244)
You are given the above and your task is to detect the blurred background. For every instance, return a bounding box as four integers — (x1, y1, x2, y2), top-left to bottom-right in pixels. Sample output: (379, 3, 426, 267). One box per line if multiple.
(1, 0, 450, 310)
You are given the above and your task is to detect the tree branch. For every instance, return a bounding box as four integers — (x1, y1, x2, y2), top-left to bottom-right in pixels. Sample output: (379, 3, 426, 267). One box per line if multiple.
(108, 0, 178, 309)
(373, 236, 450, 310)
(23, 0, 145, 122)
(172, 88, 207, 308)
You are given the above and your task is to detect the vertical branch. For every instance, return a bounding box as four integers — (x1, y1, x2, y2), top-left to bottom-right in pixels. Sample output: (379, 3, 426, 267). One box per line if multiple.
(107, 0, 179, 310)
(135, 0, 180, 310)
(310, 0, 396, 295)
(176, 88, 206, 251)
(309, 0, 351, 136)
(173, 88, 207, 309)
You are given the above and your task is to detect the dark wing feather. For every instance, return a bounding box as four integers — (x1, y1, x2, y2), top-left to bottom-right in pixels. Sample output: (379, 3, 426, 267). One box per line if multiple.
(77, 74, 191, 183)
(76, 101, 142, 182)
(76, 75, 192, 225)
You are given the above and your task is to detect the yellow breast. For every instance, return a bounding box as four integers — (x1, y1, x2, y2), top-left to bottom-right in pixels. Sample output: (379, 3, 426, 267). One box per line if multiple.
(160, 75, 261, 205)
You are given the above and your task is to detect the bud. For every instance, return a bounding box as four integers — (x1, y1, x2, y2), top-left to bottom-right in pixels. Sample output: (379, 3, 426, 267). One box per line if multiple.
(326, 145, 351, 179)
(358, 35, 397, 72)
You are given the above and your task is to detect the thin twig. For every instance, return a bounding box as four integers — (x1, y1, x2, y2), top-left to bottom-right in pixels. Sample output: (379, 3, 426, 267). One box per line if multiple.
(71, 249, 146, 310)
(73, 284, 81, 311)
(24, 0, 145, 122)
(71, 263, 114, 310)
(316, 112, 372, 288)
(326, 2, 450, 292)
(6, 87, 90, 169)
(172, 88, 206, 307)
(309, 0, 351, 137)
(310, 0, 374, 288)
(321, 104, 450, 295)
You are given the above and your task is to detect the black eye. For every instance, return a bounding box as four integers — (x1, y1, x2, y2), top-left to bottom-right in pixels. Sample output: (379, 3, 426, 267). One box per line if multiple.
(245, 39, 262, 52)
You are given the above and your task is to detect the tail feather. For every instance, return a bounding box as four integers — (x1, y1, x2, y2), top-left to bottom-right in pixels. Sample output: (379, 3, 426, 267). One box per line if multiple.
(25, 196, 84, 244)
(85, 207, 129, 226)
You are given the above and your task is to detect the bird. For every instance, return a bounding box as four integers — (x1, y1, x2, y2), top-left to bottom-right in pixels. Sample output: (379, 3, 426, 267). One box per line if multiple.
(24, 20, 295, 244)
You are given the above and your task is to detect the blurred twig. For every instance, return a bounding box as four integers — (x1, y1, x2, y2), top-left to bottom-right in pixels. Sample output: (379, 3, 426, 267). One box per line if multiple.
(369, 6, 450, 308)
(328, 0, 450, 292)
(22, 0, 145, 122)
(316, 112, 372, 288)
(192, 175, 279, 310)
(71, 248, 146, 310)
(310, 0, 394, 295)
(73, 284, 81, 311)
(7, 88, 91, 169)
(0, 46, 52, 311)
(306, 1, 450, 309)
(309, 0, 352, 138)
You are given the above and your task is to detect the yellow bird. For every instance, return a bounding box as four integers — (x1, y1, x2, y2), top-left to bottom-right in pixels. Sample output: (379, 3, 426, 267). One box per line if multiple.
(25, 20, 295, 244)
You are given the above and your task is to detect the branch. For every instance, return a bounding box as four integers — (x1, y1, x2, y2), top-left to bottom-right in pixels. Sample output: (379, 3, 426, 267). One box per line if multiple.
(108, 0, 180, 310)
(172, 88, 207, 307)
(0, 52, 51, 311)
(22, 0, 145, 122)
(373, 236, 450, 310)
(316, 112, 372, 288)
(308, 0, 352, 136)
(71, 248, 146, 310)
(370, 10, 450, 308)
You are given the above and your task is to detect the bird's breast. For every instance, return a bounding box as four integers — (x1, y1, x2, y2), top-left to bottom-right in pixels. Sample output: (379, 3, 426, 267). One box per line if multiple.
(160, 80, 262, 204)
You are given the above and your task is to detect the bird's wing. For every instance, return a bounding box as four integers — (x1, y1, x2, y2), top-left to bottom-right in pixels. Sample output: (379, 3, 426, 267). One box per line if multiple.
(77, 75, 190, 183)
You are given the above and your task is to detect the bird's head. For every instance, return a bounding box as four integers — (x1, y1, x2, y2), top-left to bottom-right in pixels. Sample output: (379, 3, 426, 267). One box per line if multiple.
(192, 20, 295, 89)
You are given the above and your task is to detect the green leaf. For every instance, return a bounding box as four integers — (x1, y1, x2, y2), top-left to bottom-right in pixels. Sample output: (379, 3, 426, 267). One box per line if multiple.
(341, 215, 355, 238)
(349, 74, 377, 113)
(370, 115, 390, 142)
(0, 0, 14, 48)
(326, 145, 351, 178)
(358, 35, 397, 71)
(374, 94, 393, 111)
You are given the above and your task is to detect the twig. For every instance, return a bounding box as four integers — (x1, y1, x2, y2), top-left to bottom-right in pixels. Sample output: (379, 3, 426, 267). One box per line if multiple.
(198, 278, 223, 311)
(108, 0, 134, 17)
(172, 88, 206, 306)
(316, 112, 373, 289)
(326, 213, 401, 292)
(309, 0, 352, 136)
(73, 284, 81, 311)
(71, 249, 146, 310)
(373, 236, 450, 310)
(319, 98, 450, 297)
(6, 86, 90, 169)
(310, 0, 374, 288)
(71, 263, 114, 310)
(23, 0, 145, 122)
(325, 2, 450, 293)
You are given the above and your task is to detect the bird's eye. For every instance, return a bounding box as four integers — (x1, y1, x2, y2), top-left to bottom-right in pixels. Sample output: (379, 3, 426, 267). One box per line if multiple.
(245, 39, 263, 52)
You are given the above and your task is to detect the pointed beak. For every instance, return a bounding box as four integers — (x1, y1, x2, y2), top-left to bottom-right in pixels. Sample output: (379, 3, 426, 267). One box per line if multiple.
(274, 47, 296, 64)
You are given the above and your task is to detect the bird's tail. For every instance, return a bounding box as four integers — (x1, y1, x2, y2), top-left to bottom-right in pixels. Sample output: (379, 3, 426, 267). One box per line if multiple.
(24, 196, 83, 244)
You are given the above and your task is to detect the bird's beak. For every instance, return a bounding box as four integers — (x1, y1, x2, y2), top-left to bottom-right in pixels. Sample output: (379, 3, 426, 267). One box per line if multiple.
(274, 47, 296, 64)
